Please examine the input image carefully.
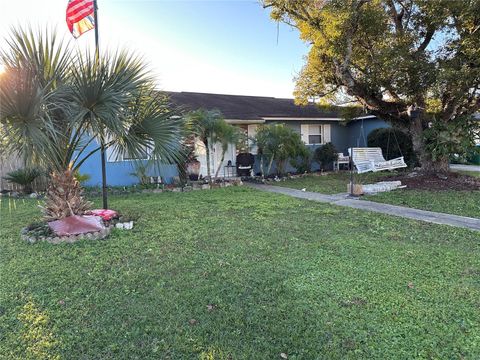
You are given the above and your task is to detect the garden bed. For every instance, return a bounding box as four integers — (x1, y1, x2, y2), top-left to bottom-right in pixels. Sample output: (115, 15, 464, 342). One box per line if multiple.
(20, 213, 135, 244)
(82, 179, 243, 197)
(20, 223, 113, 244)
(383, 171, 480, 191)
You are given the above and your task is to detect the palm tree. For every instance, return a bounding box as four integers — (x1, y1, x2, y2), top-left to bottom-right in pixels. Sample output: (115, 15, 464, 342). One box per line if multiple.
(255, 124, 305, 177)
(213, 123, 242, 179)
(186, 109, 225, 181)
(0, 27, 184, 218)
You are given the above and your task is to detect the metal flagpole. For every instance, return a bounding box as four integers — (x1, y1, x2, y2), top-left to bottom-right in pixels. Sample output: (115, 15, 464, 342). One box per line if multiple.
(93, 0, 108, 210)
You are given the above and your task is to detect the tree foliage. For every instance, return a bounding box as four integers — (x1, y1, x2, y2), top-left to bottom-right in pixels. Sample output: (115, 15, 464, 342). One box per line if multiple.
(0, 26, 185, 173)
(186, 108, 226, 181)
(265, 0, 480, 172)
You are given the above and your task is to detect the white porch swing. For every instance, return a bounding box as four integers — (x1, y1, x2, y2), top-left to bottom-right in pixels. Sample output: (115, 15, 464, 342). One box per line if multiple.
(348, 120, 407, 174)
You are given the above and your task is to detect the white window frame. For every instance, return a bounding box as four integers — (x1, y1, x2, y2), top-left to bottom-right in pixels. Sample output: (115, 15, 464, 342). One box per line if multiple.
(106, 142, 153, 162)
(301, 124, 331, 145)
(307, 125, 322, 145)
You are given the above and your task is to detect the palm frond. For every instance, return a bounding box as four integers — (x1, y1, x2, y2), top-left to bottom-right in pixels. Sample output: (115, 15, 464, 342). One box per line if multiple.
(1, 25, 185, 178)
(106, 91, 185, 169)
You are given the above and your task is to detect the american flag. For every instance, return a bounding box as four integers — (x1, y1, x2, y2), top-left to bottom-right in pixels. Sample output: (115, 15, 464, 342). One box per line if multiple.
(66, 0, 95, 38)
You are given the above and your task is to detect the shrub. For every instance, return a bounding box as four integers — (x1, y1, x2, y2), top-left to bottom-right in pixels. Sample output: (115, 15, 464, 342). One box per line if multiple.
(74, 171, 91, 185)
(3, 168, 41, 193)
(255, 124, 306, 176)
(314, 143, 338, 170)
(367, 128, 417, 167)
(290, 144, 313, 173)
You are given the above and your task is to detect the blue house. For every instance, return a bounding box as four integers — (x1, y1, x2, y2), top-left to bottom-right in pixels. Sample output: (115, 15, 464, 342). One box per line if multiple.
(80, 92, 388, 186)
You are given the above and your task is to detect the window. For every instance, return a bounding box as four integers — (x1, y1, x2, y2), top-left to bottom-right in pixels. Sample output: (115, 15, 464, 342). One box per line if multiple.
(106, 143, 152, 162)
(301, 124, 331, 145)
(308, 125, 322, 145)
(122, 146, 150, 161)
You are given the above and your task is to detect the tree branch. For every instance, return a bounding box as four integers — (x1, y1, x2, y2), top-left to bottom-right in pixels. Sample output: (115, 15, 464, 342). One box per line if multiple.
(387, 0, 404, 35)
(415, 26, 435, 54)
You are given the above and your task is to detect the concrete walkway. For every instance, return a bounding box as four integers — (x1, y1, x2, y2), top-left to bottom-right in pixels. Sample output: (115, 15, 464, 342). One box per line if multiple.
(450, 164, 480, 172)
(247, 183, 480, 232)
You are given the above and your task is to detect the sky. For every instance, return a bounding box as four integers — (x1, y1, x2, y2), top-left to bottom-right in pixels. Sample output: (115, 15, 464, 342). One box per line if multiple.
(0, 0, 310, 98)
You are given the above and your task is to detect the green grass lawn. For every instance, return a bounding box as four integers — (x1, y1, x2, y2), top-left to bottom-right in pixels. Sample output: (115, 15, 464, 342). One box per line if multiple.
(275, 171, 480, 218)
(1, 188, 480, 359)
(454, 170, 480, 178)
(364, 190, 480, 218)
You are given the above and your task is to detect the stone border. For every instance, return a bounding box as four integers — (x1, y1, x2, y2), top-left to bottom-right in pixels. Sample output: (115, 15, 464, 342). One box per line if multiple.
(84, 179, 244, 197)
(21, 226, 113, 244)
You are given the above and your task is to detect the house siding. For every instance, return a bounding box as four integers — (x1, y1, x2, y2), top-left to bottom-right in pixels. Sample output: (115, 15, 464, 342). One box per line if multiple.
(78, 117, 389, 185)
(346, 118, 389, 148)
(79, 140, 178, 187)
(264, 119, 352, 154)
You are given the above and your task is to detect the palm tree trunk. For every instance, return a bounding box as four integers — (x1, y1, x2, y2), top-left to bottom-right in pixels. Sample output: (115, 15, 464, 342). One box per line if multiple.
(266, 155, 275, 177)
(205, 139, 212, 182)
(260, 154, 265, 179)
(214, 150, 226, 179)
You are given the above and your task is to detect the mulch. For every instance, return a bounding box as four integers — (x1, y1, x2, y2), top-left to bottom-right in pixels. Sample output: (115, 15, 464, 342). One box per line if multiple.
(384, 171, 480, 191)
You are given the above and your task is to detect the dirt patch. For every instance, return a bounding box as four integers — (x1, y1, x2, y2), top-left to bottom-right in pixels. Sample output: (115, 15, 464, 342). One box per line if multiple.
(383, 172, 480, 191)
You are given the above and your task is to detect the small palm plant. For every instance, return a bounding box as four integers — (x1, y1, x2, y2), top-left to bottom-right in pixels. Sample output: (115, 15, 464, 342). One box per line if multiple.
(3, 168, 41, 194)
(129, 163, 151, 185)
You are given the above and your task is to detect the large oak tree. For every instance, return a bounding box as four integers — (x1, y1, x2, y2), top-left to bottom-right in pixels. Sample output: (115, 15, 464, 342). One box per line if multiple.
(265, 0, 480, 171)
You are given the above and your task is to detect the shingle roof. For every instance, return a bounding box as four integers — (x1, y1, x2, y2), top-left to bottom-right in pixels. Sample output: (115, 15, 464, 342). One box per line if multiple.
(165, 91, 343, 120)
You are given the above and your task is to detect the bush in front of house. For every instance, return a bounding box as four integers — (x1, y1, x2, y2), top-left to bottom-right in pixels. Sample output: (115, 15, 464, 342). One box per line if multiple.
(3, 168, 41, 194)
(290, 144, 313, 173)
(255, 124, 306, 176)
(367, 128, 417, 167)
(314, 143, 338, 170)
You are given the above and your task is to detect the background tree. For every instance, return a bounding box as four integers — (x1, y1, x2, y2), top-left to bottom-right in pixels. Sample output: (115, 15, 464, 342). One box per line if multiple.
(265, 0, 480, 172)
(186, 109, 225, 181)
(255, 124, 305, 176)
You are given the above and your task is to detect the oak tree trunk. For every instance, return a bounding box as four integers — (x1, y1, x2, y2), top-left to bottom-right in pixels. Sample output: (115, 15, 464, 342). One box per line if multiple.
(409, 115, 450, 173)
